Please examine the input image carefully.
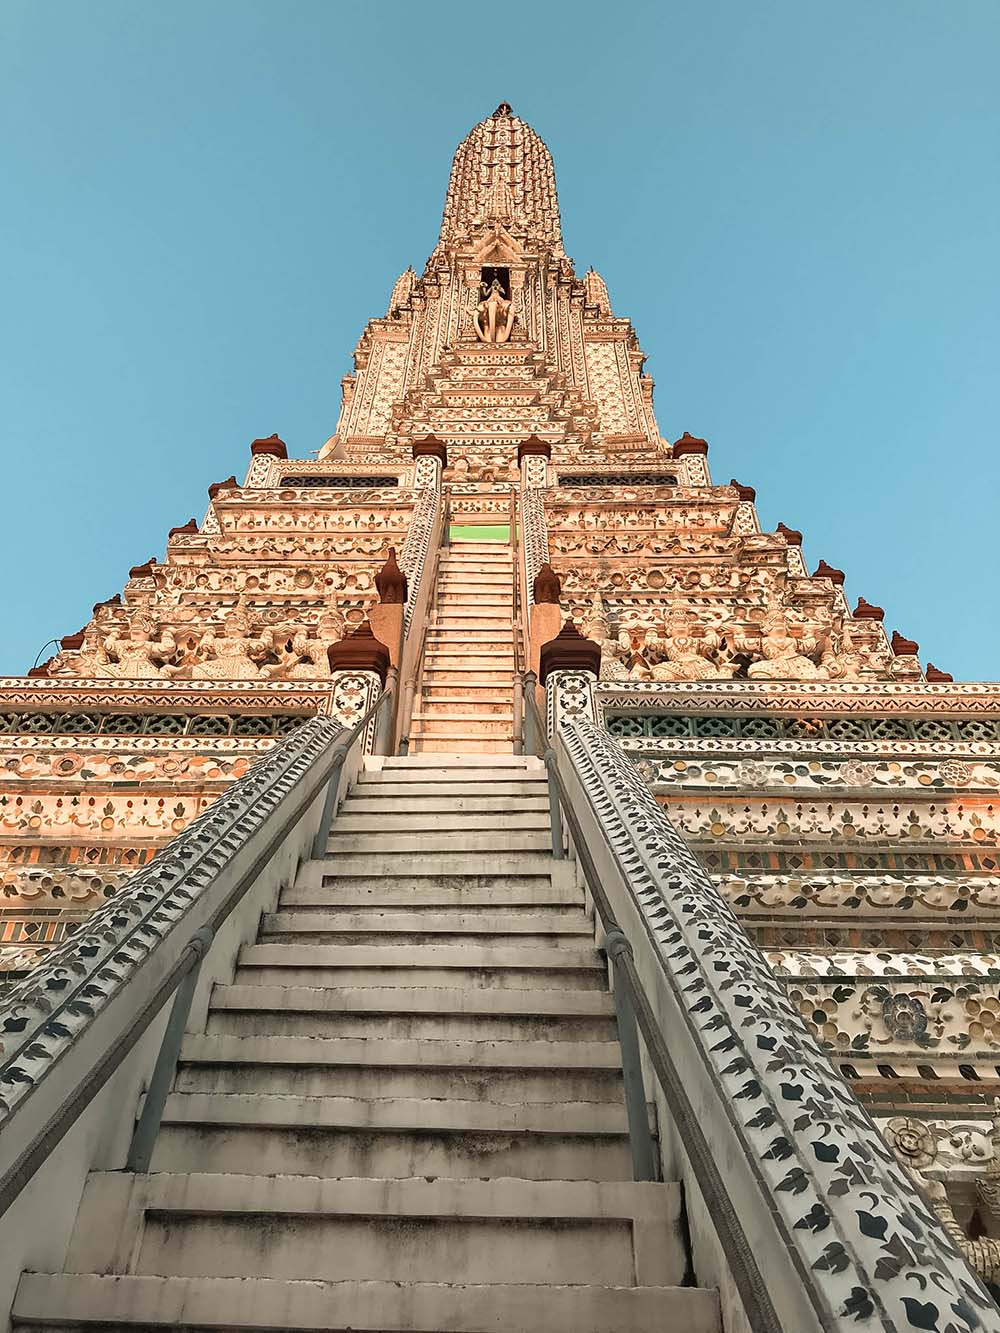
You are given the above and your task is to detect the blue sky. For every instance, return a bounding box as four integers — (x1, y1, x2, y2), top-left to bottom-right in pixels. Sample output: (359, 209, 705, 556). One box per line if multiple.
(2, 1, 997, 678)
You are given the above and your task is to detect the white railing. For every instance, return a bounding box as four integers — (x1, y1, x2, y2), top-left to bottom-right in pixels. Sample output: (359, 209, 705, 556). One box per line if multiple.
(522, 681, 1000, 1333)
(0, 695, 390, 1318)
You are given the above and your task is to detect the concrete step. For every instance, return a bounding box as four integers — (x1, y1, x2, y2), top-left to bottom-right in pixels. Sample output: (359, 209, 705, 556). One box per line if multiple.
(207, 984, 618, 1042)
(257, 913, 591, 948)
(352, 776, 544, 794)
(65, 1174, 680, 1286)
(430, 607, 513, 618)
(417, 680, 515, 694)
(234, 941, 605, 990)
(417, 676, 517, 691)
(431, 617, 514, 630)
(325, 829, 546, 853)
(173, 1062, 622, 1103)
(423, 640, 515, 652)
(409, 738, 516, 754)
(313, 852, 553, 877)
(416, 697, 514, 716)
(420, 668, 515, 683)
(417, 671, 516, 684)
(421, 639, 517, 650)
(283, 878, 572, 907)
(342, 794, 547, 812)
(175, 1034, 621, 1101)
(437, 575, 513, 587)
(376, 762, 536, 773)
(408, 717, 515, 738)
(14, 1272, 720, 1332)
(418, 673, 516, 687)
(232, 967, 603, 992)
(360, 763, 536, 778)
(329, 811, 548, 832)
(436, 567, 513, 576)
(149, 1092, 643, 1179)
(438, 562, 513, 572)
(434, 594, 512, 607)
(439, 550, 514, 558)
(263, 908, 585, 933)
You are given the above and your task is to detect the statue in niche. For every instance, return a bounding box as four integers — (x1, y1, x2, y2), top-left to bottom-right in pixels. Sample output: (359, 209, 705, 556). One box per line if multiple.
(746, 612, 829, 681)
(187, 604, 271, 680)
(474, 277, 515, 344)
(94, 610, 176, 679)
(263, 610, 347, 680)
(645, 610, 734, 682)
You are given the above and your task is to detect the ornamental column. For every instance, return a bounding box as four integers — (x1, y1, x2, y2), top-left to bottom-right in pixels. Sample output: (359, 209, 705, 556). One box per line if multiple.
(411, 435, 448, 490)
(539, 620, 603, 735)
(327, 620, 392, 755)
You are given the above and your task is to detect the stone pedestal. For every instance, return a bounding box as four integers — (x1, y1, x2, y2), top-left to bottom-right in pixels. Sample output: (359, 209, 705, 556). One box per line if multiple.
(412, 437, 447, 489)
(544, 669, 599, 734)
(369, 603, 404, 669)
(528, 603, 561, 681)
(518, 435, 551, 489)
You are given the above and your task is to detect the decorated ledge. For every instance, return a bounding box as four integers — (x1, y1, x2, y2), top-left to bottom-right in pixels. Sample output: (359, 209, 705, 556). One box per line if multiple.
(596, 679, 1000, 712)
(561, 718, 1000, 1331)
(626, 752, 1000, 796)
(614, 736, 1000, 760)
(0, 716, 343, 1122)
(0, 679, 335, 705)
(715, 872, 1000, 920)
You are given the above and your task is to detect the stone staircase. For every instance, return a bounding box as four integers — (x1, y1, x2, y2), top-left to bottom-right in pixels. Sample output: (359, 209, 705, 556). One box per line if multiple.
(409, 539, 517, 754)
(12, 756, 721, 1333)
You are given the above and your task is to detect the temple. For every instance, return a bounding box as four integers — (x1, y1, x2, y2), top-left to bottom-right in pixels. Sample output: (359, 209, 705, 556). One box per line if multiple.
(1, 104, 999, 1331)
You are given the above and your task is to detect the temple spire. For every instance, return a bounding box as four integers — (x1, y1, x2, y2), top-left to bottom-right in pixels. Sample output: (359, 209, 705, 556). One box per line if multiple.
(436, 104, 563, 253)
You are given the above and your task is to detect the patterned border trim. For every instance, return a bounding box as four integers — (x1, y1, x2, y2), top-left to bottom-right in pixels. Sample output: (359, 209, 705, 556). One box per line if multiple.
(562, 717, 999, 1332)
(0, 711, 311, 738)
(597, 681, 1000, 714)
(605, 713, 1000, 744)
(0, 681, 334, 710)
(0, 716, 343, 1127)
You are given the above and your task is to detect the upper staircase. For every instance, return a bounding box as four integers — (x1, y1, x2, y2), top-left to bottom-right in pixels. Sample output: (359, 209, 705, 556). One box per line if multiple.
(11, 755, 720, 1332)
(409, 540, 517, 754)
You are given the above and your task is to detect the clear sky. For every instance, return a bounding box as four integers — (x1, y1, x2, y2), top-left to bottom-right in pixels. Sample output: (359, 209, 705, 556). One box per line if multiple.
(2, 1, 997, 678)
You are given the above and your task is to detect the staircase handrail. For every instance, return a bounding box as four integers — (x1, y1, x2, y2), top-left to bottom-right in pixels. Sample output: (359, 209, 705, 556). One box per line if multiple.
(510, 488, 526, 751)
(520, 672, 1000, 1333)
(0, 689, 392, 1220)
(397, 491, 447, 754)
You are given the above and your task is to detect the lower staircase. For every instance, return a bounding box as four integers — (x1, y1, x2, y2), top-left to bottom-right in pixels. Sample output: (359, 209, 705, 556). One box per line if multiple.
(13, 756, 720, 1332)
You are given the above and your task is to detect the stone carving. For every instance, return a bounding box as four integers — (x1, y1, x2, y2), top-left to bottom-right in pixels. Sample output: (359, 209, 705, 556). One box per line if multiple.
(745, 612, 829, 681)
(94, 610, 177, 679)
(581, 595, 630, 681)
(884, 1104, 1000, 1289)
(374, 547, 408, 604)
(885, 1118, 938, 1173)
(186, 604, 272, 680)
(533, 562, 561, 604)
(646, 610, 735, 682)
(263, 610, 346, 680)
